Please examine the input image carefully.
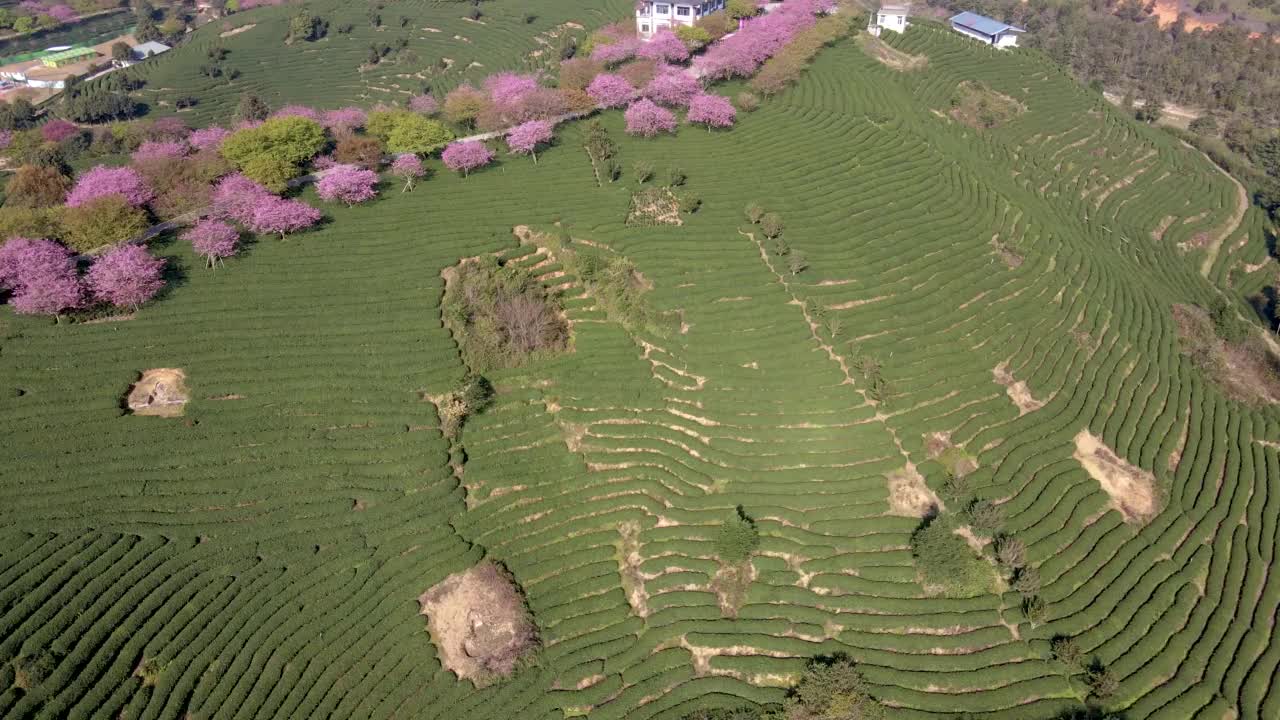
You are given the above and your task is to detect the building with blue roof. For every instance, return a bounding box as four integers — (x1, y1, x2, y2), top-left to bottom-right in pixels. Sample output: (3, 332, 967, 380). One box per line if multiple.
(949, 11, 1026, 48)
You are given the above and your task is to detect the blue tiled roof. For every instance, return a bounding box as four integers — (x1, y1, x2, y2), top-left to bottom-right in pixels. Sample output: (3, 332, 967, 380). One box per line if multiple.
(949, 11, 1025, 36)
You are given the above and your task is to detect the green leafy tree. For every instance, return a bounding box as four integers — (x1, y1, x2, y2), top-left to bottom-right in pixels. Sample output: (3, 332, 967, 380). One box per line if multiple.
(111, 42, 132, 64)
(727, 0, 758, 20)
(786, 654, 885, 720)
(5, 165, 72, 208)
(220, 116, 326, 190)
(676, 25, 712, 49)
(366, 110, 454, 154)
(715, 506, 760, 563)
(61, 196, 150, 252)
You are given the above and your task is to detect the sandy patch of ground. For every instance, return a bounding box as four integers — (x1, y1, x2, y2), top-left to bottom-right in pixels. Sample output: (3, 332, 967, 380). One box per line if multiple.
(219, 23, 255, 37)
(710, 560, 756, 618)
(855, 33, 927, 71)
(616, 521, 650, 617)
(1173, 303, 1280, 405)
(418, 562, 538, 686)
(990, 235, 1024, 269)
(993, 362, 1044, 415)
(924, 432, 978, 477)
(1073, 430, 1159, 524)
(627, 187, 683, 226)
(886, 464, 943, 518)
(126, 368, 188, 417)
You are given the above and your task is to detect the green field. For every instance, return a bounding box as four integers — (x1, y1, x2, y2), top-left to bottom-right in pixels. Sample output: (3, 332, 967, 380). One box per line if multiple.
(3, 4, 1280, 719)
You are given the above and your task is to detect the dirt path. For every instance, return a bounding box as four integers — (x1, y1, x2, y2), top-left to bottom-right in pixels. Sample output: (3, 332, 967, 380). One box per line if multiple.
(1102, 91, 1201, 130)
(1180, 142, 1250, 277)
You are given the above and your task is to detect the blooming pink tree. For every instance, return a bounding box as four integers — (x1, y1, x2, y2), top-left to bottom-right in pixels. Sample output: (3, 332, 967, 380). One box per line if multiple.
(695, 0, 820, 79)
(0, 237, 77, 293)
(148, 117, 190, 140)
(506, 120, 554, 164)
(687, 93, 737, 131)
(408, 94, 439, 115)
(65, 166, 154, 208)
(441, 141, 495, 178)
(624, 99, 678, 137)
(212, 173, 274, 225)
(86, 244, 166, 310)
(10, 265, 84, 315)
(0, 130, 12, 150)
(592, 37, 641, 65)
(638, 29, 690, 63)
(587, 73, 636, 109)
(390, 153, 425, 192)
(188, 127, 231, 153)
(183, 219, 240, 268)
(132, 140, 189, 163)
(484, 73, 540, 105)
(322, 107, 367, 136)
(248, 197, 322, 239)
(272, 105, 323, 122)
(316, 164, 379, 206)
(643, 66, 701, 108)
(41, 119, 80, 143)
(47, 4, 77, 22)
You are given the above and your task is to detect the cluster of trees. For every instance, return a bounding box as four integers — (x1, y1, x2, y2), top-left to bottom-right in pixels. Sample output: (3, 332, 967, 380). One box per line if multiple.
(0, 0, 108, 36)
(697, 0, 834, 80)
(440, 255, 569, 370)
(928, 0, 1279, 126)
(681, 654, 886, 719)
(0, 236, 166, 316)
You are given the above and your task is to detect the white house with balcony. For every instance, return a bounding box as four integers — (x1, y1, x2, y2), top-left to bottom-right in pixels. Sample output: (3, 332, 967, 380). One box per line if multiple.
(949, 11, 1025, 48)
(635, 0, 727, 39)
(867, 3, 910, 37)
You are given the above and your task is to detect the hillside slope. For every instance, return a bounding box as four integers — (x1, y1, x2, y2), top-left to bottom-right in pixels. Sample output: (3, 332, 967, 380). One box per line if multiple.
(2, 18, 1279, 720)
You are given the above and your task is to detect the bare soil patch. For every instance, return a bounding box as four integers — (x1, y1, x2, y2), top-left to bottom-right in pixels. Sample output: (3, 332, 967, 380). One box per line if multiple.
(1173, 303, 1280, 405)
(418, 561, 538, 686)
(219, 23, 255, 37)
(1073, 430, 1159, 524)
(126, 368, 188, 417)
(710, 560, 756, 618)
(616, 521, 649, 617)
(924, 432, 978, 478)
(992, 362, 1044, 415)
(950, 81, 1025, 130)
(855, 34, 927, 71)
(626, 187, 683, 226)
(886, 464, 943, 518)
(990, 235, 1024, 269)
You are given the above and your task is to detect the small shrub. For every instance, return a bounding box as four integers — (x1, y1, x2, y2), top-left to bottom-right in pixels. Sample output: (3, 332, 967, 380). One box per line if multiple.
(745, 202, 765, 224)
(1012, 565, 1041, 595)
(678, 191, 701, 214)
(715, 506, 759, 563)
(666, 166, 686, 187)
(995, 535, 1026, 570)
(1086, 662, 1118, 699)
(785, 654, 885, 719)
(1022, 594, 1048, 625)
(736, 92, 760, 112)
(966, 498, 1003, 536)
(787, 251, 808, 275)
(1051, 636, 1084, 671)
(633, 160, 654, 185)
(760, 212, 784, 239)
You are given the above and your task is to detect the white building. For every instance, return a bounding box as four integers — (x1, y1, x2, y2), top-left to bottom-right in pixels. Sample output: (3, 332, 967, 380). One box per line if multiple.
(635, 0, 727, 39)
(949, 11, 1025, 48)
(867, 3, 910, 37)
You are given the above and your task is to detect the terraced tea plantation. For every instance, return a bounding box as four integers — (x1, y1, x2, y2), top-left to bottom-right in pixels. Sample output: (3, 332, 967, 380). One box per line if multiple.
(3, 10, 1280, 720)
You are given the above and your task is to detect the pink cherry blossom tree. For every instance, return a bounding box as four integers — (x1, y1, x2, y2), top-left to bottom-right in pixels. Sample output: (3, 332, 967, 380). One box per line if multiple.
(212, 173, 275, 225)
(41, 119, 80, 143)
(484, 72, 540, 105)
(148, 116, 190, 140)
(10, 265, 84, 315)
(592, 37, 641, 65)
(132, 139, 189, 163)
(624, 99, 678, 137)
(272, 105, 323, 122)
(390, 153, 425, 192)
(587, 73, 636, 109)
(183, 219, 240, 268)
(65, 166, 154, 208)
(695, 0, 820, 80)
(407, 94, 439, 115)
(188, 127, 231, 153)
(247, 197, 322, 239)
(441, 141, 495, 178)
(322, 107, 367, 136)
(637, 29, 690, 63)
(643, 66, 701, 108)
(0, 237, 76, 293)
(506, 120, 554, 164)
(316, 164, 379, 206)
(86, 244, 166, 310)
(687, 93, 737, 131)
